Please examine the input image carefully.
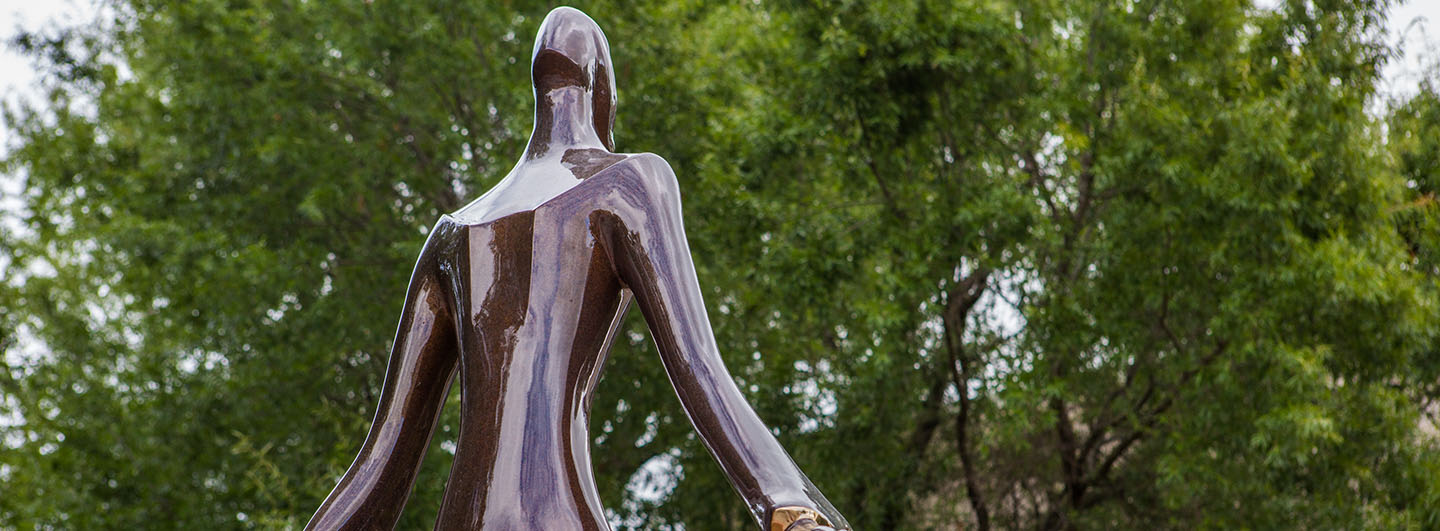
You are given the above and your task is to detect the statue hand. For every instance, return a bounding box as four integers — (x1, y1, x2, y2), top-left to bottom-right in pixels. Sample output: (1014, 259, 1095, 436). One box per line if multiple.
(771, 506, 839, 531)
(784, 518, 835, 531)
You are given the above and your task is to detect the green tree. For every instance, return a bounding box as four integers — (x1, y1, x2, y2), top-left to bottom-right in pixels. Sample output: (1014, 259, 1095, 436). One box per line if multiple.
(2, 0, 1437, 529)
(722, 0, 1440, 528)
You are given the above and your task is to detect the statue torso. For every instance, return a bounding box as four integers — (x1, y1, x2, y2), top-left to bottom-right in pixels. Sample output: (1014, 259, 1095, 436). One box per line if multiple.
(426, 152, 650, 530)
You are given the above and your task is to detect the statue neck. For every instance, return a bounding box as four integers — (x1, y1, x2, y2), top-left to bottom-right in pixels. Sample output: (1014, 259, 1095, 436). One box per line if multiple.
(525, 86, 606, 159)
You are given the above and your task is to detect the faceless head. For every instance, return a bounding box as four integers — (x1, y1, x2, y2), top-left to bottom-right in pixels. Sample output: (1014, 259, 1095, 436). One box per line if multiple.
(531, 7, 616, 150)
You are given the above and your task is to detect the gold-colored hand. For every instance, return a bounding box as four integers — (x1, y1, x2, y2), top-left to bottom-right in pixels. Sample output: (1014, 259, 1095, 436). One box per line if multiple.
(771, 506, 836, 531)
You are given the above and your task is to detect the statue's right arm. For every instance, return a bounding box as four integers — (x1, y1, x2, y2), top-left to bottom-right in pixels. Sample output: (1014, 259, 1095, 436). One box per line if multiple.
(306, 229, 460, 530)
(593, 155, 848, 531)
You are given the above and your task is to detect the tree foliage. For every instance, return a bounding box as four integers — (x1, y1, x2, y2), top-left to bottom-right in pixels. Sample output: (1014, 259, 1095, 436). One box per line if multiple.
(2, 0, 1437, 529)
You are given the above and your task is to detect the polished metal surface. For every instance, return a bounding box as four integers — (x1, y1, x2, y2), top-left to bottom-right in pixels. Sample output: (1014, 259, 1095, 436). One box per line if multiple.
(305, 8, 848, 530)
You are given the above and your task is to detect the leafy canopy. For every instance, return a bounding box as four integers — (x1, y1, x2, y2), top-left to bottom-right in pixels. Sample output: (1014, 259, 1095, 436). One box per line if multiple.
(2, 0, 1437, 529)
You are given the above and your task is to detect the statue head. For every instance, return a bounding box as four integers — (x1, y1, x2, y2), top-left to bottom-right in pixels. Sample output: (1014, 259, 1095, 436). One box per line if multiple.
(531, 7, 616, 151)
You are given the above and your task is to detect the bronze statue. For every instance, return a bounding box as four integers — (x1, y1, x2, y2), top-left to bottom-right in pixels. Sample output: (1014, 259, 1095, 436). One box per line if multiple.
(305, 7, 848, 530)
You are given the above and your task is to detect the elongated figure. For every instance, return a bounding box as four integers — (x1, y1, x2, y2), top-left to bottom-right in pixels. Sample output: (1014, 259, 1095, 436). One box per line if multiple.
(305, 7, 849, 531)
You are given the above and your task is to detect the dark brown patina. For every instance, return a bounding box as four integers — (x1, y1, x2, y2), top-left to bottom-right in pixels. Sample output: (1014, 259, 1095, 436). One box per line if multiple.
(305, 8, 847, 530)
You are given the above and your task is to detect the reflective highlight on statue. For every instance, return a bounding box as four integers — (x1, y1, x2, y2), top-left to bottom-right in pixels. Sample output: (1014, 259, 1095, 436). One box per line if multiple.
(305, 7, 849, 530)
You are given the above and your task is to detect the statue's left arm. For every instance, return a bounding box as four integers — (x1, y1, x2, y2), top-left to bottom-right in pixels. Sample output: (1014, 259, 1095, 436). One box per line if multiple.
(305, 227, 460, 530)
(594, 154, 849, 531)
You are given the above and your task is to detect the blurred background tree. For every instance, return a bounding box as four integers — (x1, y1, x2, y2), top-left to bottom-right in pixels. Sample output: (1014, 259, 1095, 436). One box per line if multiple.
(2, 0, 1437, 529)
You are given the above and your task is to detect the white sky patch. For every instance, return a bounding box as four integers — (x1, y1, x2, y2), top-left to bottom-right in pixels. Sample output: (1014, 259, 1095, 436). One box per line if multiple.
(1385, 0, 1440, 98)
(1, 0, 104, 151)
(1, 1, 93, 125)
(1248, 0, 1440, 97)
(610, 447, 686, 530)
(1, 2, 90, 247)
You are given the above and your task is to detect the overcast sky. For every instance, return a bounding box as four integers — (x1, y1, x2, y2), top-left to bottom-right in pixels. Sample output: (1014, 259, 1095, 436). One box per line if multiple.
(1, 0, 97, 156)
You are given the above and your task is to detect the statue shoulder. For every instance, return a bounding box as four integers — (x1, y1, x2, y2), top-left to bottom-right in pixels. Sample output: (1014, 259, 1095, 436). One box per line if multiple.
(414, 215, 467, 273)
(603, 152, 681, 201)
(619, 152, 677, 181)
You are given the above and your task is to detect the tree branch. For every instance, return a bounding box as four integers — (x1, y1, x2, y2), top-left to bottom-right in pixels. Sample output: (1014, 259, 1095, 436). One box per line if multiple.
(942, 267, 993, 531)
